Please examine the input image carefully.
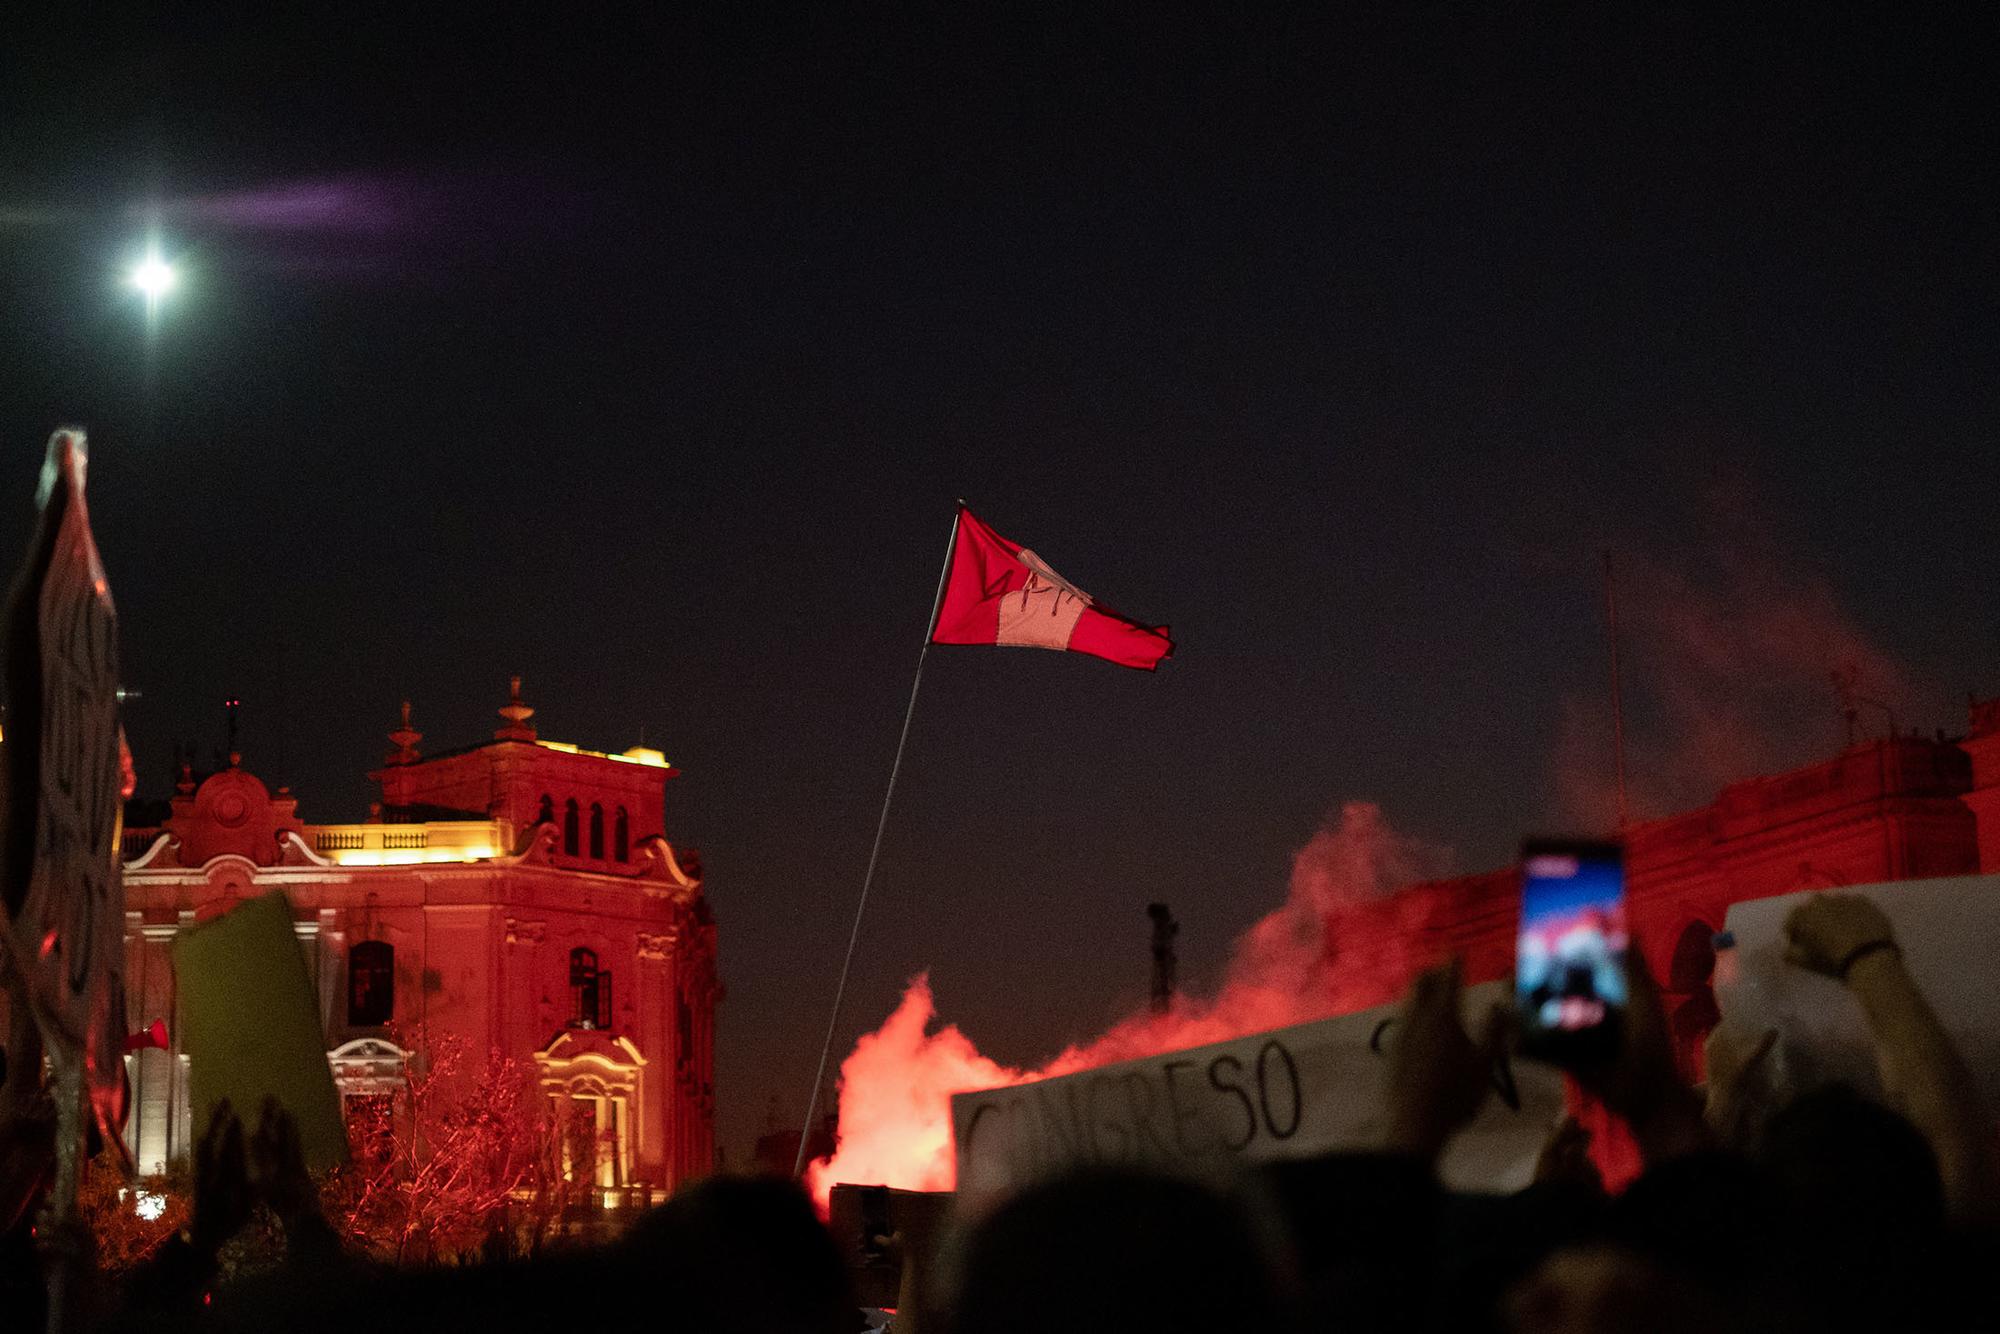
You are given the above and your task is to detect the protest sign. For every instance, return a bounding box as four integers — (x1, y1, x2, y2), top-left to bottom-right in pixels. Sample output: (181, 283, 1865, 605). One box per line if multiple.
(172, 889, 349, 1170)
(950, 981, 1566, 1206)
(1, 430, 131, 1158)
(1716, 873, 2000, 1110)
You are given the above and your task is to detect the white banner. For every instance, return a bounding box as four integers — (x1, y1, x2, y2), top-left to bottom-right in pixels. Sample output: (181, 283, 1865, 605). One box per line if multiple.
(1716, 873, 2000, 1111)
(950, 982, 1567, 1205)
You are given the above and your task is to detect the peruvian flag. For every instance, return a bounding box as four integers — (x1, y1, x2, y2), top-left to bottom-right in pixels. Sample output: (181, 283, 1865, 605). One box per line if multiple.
(931, 505, 1174, 671)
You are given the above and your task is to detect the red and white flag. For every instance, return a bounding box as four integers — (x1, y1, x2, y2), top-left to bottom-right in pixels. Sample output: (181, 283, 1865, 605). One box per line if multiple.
(930, 505, 1173, 671)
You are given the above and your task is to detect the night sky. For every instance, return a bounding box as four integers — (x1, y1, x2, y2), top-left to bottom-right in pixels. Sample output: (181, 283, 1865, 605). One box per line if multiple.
(2, 6, 1994, 1162)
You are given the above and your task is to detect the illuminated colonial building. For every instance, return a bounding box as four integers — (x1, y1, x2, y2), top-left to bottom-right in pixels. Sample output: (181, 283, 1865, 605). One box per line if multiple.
(117, 680, 717, 1199)
(1324, 692, 2000, 1084)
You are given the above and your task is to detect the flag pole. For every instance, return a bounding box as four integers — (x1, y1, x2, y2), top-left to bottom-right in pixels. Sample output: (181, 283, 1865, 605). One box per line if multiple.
(794, 504, 963, 1177)
(1602, 550, 1630, 830)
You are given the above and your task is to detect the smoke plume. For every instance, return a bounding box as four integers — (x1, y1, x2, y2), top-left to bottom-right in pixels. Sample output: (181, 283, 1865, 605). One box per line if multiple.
(806, 801, 1450, 1204)
(1556, 532, 1922, 828)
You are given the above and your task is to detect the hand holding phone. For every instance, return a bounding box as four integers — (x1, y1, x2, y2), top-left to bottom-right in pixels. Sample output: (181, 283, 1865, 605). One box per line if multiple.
(1516, 840, 1628, 1068)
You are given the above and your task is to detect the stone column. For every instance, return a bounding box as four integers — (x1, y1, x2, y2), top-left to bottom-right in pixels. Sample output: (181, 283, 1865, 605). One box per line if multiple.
(129, 917, 181, 1175)
(317, 908, 344, 1038)
(504, 915, 547, 1054)
(635, 929, 675, 1187)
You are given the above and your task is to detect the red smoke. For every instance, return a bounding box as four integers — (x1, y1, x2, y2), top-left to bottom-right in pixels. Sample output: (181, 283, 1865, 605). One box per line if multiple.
(808, 492, 1926, 1205)
(800, 975, 1024, 1198)
(806, 802, 1450, 1206)
(1556, 530, 1922, 829)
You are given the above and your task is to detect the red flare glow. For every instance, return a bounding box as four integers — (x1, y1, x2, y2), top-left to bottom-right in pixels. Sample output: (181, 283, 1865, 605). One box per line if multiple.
(803, 976, 1024, 1203)
(807, 802, 1446, 1208)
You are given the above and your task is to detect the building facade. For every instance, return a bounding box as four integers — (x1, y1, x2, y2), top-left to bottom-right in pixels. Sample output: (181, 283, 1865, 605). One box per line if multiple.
(1331, 734, 1979, 1005)
(117, 680, 717, 1198)
(1317, 694, 2000, 1133)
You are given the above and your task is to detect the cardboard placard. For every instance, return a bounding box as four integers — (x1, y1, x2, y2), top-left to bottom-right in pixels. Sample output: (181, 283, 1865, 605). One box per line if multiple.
(171, 890, 349, 1170)
(1716, 873, 2000, 1112)
(950, 982, 1566, 1206)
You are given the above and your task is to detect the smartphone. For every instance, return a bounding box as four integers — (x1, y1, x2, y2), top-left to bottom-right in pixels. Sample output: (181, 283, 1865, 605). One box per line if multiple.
(1516, 839, 1628, 1067)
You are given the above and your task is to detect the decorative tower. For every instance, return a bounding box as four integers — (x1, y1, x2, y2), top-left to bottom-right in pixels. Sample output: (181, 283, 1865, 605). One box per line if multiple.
(495, 675, 537, 742)
(385, 700, 423, 766)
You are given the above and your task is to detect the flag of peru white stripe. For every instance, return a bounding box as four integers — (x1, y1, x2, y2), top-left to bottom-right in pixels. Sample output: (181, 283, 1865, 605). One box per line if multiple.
(930, 505, 1174, 671)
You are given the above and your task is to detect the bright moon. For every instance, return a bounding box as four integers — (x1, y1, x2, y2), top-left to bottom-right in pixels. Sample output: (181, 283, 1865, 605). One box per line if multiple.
(128, 255, 178, 299)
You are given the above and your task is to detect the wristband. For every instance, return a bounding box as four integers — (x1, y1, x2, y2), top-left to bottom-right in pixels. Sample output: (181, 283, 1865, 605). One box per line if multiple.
(1837, 938, 1899, 981)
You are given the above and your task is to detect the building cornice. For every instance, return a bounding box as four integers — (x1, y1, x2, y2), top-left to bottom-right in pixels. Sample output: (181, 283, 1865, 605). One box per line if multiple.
(125, 830, 700, 892)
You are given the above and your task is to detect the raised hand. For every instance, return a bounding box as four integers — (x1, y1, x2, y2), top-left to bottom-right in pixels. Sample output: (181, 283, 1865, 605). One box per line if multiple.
(1702, 1024, 1778, 1146)
(1785, 893, 2000, 1221)
(250, 1096, 316, 1226)
(1783, 893, 1897, 980)
(1384, 957, 1507, 1162)
(1573, 950, 1710, 1163)
(191, 1098, 253, 1253)
(1532, 1115, 1604, 1193)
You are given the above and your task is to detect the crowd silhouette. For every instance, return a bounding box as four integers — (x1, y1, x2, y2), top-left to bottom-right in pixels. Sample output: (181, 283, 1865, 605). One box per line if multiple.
(5, 890, 1998, 1332)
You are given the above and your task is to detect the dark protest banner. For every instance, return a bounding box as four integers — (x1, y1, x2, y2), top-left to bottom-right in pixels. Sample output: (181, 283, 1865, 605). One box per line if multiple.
(172, 890, 350, 1171)
(1716, 873, 2000, 1110)
(1, 431, 130, 1165)
(0, 429, 131, 1334)
(950, 982, 1566, 1205)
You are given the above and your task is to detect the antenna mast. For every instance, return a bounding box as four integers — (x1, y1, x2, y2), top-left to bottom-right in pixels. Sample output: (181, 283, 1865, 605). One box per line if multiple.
(1602, 552, 1630, 830)
(1147, 903, 1179, 1015)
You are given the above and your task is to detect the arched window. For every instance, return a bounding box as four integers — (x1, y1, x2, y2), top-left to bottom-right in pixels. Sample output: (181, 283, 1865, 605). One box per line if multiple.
(589, 803, 605, 859)
(570, 947, 605, 1029)
(564, 800, 580, 856)
(537, 793, 554, 827)
(614, 807, 629, 862)
(348, 941, 394, 1026)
